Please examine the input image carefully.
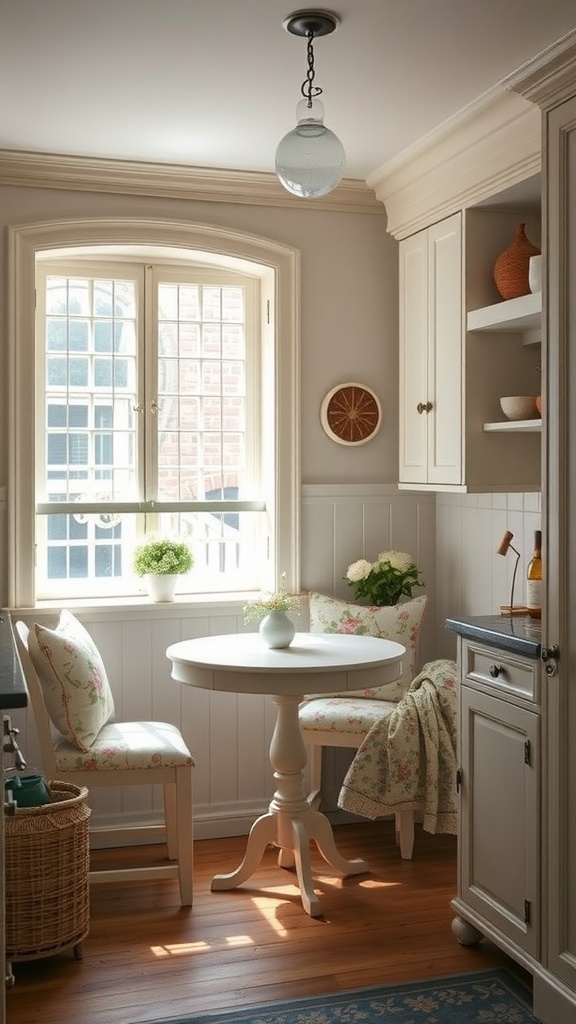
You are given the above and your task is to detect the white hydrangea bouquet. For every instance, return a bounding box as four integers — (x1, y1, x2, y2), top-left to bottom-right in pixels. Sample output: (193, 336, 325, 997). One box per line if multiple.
(345, 550, 424, 607)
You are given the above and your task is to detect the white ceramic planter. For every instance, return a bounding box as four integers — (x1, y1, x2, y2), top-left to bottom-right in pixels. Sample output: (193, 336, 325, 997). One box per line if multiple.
(144, 573, 179, 602)
(259, 611, 296, 649)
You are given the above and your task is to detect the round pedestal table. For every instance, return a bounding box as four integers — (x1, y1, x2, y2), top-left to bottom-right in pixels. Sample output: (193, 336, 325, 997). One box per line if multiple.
(166, 631, 405, 917)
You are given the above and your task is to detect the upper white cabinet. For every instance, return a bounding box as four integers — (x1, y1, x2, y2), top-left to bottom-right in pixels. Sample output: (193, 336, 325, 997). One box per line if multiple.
(399, 205, 542, 492)
(399, 212, 462, 488)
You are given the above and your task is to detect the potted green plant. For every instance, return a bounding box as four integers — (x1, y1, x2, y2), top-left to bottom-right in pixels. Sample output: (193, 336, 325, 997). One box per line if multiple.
(133, 537, 194, 602)
(345, 550, 424, 607)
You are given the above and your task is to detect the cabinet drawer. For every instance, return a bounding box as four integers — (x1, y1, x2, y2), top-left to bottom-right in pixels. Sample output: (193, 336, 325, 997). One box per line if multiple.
(462, 639, 539, 706)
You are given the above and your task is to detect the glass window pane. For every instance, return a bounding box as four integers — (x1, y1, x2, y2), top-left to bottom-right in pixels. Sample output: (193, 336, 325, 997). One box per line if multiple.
(47, 547, 67, 579)
(68, 280, 90, 315)
(69, 357, 89, 387)
(222, 287, 244, 322)
(46, 319, 68, 351)
(95, 320, 113, 352)
(158, 283, 178, 320)
(114, 281, 136, 319)
(70, 546, 88, 578)
(46, 356, 68, 387)
(45, 277, 68, 316)
(115, 320, 136, 354)
(94, 280, 113, 317)
(69, 515, 88, 540)
(69, 405, 88, 427)
(202, 286, 222, 320)
(68, 434, 89, 464)
(94, 358, 112, 388)
(47, 515, 67, 540)
(47, 434, 68, 465)
(68, 319, 89, 351)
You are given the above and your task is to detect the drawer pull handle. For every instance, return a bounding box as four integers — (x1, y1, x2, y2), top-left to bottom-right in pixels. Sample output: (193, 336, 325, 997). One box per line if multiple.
(489, 663, 503, 678)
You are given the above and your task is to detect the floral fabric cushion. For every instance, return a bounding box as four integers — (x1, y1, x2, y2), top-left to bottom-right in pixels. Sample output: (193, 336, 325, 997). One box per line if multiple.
(307, 592, 428, 701)
(28, 609, 115, 752)
(299, 696, 398, 734)
(52, 720, 195, 771)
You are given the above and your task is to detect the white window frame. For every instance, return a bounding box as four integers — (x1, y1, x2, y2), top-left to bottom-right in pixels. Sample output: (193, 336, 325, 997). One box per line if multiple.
(8, 218, 300, 607)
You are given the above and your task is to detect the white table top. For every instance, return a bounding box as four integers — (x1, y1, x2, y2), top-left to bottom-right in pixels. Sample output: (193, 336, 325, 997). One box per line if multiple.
(167, 631, 406, 695)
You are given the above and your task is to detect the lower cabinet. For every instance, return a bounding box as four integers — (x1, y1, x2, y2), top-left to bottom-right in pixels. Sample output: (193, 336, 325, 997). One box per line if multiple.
(450, 631, 541, 971)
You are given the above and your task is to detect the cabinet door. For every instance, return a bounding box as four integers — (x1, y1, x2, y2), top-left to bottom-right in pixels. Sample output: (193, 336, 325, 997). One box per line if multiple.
(427, 214, 462, 485)
(538, 89, 576, 1013)
(459, 685, 539, 959)
(399, 229, 428, 483)
(399, 213, 462, 487)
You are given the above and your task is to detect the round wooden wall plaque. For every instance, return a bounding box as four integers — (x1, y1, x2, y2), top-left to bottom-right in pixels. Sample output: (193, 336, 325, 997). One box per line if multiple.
(320, 383, 382, 445)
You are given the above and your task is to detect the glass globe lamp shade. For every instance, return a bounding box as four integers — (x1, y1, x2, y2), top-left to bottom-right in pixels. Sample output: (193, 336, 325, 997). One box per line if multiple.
(275, 98, 346, 199)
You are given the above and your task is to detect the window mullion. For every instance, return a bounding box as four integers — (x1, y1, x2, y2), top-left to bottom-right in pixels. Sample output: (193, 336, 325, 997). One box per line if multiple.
(142, 264, 156, 508)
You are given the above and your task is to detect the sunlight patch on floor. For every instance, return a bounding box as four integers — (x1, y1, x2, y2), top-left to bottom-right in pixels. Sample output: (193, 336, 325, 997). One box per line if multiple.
(150, 941, 211, 957)
(356, 878, 402, 889)
(150, 934, 255, 957)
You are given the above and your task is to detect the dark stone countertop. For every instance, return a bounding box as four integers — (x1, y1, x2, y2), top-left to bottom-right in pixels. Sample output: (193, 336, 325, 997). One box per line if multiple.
(0, 612, 28, 709)
(445, 614, 542, 659)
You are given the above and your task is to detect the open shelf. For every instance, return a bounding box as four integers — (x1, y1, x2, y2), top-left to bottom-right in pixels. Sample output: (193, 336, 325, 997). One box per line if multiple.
(468, 292, 541, 338)
(483, 418, 542, 433)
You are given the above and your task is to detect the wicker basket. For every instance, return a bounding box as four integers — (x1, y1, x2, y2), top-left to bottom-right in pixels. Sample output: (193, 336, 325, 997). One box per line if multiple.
(4, 780, 91, 962)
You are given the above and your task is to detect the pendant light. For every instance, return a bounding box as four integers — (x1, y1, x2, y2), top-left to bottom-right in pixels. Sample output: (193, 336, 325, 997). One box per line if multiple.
(275, 10, 345, 199)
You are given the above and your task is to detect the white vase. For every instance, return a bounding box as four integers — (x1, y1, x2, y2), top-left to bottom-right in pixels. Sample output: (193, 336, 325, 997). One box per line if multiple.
(144, 573, 179, 602)
(529, 254, 542, 294)
(259, 611, 296, 649)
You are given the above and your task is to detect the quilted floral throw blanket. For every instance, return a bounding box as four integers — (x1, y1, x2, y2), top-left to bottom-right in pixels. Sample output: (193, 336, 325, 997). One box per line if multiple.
(338, 659, 458, 834)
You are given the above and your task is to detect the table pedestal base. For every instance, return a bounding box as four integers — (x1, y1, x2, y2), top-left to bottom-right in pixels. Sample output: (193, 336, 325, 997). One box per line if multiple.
(211, 693, 368, 917)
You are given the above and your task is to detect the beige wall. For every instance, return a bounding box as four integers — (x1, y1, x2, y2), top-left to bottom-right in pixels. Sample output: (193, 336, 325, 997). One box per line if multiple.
(0, 184, 398, 607)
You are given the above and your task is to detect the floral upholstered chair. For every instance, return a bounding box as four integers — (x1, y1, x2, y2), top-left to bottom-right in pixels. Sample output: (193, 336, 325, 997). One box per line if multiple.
(299, 585, 428, 860)
(13, 611, 195, 905)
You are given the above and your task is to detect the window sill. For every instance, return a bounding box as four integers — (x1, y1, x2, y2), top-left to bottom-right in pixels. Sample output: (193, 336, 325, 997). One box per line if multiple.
(8, 592, 259, 617)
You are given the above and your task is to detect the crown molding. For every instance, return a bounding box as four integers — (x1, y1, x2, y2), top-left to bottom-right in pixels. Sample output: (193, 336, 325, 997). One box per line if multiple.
(367, 88, 541, 239)
(503, 29, 576, 110)
(0, 148, 384, 216)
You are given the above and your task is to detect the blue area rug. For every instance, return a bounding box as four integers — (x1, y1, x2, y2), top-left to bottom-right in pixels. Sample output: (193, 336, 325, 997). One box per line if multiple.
(146, 969, 537, 1024)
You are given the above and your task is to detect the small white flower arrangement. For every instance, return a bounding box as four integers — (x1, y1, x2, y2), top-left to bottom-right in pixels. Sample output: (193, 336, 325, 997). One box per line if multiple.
(345, 550, 424, 607)
(243, 573, 300, 623)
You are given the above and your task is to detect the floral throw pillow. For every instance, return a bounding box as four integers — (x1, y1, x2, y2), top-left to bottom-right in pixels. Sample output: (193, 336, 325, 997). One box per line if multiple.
(28, 609, 115, 752)
(307, 592, 428, 701)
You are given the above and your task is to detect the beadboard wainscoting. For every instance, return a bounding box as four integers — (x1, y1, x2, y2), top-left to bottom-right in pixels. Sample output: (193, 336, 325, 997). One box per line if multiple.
(435, 489, 542, 660)
(7, 485, 540, 840)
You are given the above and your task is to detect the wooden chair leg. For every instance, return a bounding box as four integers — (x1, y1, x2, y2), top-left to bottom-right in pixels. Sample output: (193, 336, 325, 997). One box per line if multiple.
(395, 810, 415, 859)
(175, 765, 194, 906)
(306, 744, 323, 809)
(164, 782, 178, 861)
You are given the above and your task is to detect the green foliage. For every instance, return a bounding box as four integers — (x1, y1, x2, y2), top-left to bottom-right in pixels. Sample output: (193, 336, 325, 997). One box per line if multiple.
(133, 538, 193, 577)
(345, 551, 424, 607)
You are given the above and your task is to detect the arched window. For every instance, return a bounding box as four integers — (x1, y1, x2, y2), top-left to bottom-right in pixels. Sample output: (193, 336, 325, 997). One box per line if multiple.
(8, 219, 299, 606)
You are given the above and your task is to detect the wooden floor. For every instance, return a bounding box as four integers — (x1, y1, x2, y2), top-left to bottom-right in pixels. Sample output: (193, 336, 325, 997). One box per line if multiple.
(6, 821, 526, 1024)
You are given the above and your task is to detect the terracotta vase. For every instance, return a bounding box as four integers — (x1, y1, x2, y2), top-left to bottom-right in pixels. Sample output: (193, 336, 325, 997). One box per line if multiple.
(493, 223, 541, 300)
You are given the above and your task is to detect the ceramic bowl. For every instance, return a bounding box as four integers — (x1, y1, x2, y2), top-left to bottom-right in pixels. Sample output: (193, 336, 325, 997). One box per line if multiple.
(500, 396, 538, 421)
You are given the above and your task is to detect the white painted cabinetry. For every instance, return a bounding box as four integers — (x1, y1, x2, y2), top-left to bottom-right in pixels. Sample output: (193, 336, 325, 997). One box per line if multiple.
(399, 207, 542, 492)
(450, 630, 541, 968)
(399, 213, 462, 488)
(532, 81, 576, 1024)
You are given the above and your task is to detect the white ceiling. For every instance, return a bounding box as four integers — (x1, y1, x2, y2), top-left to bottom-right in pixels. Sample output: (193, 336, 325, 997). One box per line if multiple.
(1, 0, 575, 182)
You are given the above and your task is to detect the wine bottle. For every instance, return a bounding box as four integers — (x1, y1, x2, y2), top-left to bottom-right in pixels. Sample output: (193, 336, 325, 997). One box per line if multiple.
(526, 529, 542, 619)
